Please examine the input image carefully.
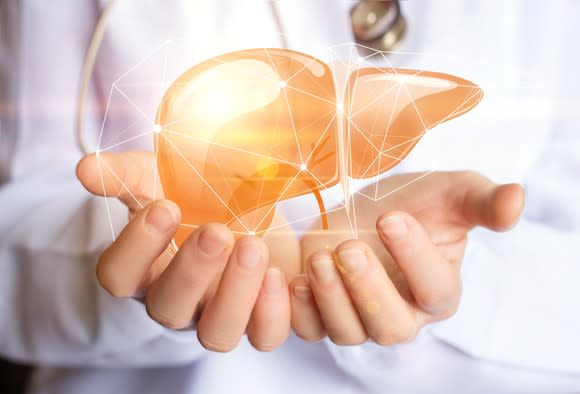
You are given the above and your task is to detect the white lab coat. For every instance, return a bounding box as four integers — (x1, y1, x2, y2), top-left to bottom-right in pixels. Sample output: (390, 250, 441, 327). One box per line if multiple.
(1, 0, 579, 393)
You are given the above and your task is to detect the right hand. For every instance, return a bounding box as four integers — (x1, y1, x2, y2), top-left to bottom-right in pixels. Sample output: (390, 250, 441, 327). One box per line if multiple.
(77, 151, 298, 352)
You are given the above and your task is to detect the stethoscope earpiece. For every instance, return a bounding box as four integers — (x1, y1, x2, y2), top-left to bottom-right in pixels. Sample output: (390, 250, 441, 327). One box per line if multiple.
(351, 0, 406, 54)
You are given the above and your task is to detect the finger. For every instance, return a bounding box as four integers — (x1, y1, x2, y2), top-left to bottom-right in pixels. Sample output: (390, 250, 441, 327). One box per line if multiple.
(459, 173, 525, 231)
(289, 275, 326, 342)
(306, 251, 368, 345)
(334, 241, 418, 345)
(377, 211, 461, 318)
(76, 151, 156, 210)
(145, 223, 234, 329)
(97, 200, 180, 297)
(247, 268, 291, 351)
(196, 236, 268, 352)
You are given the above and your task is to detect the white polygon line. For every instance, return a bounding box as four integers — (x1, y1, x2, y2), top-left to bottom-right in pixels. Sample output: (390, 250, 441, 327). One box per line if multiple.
(343, 193, 357, 238)
(303, 111, 337, 165)
(370, 83, 404, 192)
(283, 85, 337, 106)
(347, 121, 383, 156)
(99, 129, 153, 152)
(96, 152, 117, 241)
(162, 134, 251, 232)
(348, 81, 401, 119)
(179, 222, 252, 237)
(281, 86, 304, 164)
(266, 205, 346, 232)
(100, 117, 142, 148)
(305, 169, 333, 190)
(98, 155, 144, 209)
(112, 41, 172, 86)
(381, 132, 426, 155)
(153, 129, 160, 200)
(378, 83, 402, 152)
(252, 170, 301, 232)
(375, 171, 434, 202)
(113, 84, 154, 124)
(251, 104, 286, 226)
(429, 90, 483, 127)
(285, 56, 318, 84)
(357, 85, 388, 180)
(358, 147, 413, 179)
(97, 86, 115, 152)
(205, 148, 248, 219)
(153, 47, 172, 201)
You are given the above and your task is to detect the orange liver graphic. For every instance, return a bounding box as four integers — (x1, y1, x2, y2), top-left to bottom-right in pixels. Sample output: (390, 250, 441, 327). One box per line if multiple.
(155, 48, 483, 246)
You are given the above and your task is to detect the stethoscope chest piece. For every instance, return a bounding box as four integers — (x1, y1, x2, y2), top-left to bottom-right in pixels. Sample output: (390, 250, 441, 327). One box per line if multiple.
(351, 0, 407, 54)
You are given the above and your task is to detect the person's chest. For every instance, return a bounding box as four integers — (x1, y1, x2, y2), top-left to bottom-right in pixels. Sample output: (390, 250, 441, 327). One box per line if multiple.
(389, 0, 573, 183)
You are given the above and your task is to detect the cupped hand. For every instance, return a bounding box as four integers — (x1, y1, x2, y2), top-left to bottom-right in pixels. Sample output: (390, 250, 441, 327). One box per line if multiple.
(291, 171, 525, 345)
(77, 151, 300, 352)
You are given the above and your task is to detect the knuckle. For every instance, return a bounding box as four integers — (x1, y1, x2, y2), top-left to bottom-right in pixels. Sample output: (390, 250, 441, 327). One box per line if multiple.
(145, 307, 189, 330)
(416, 286, 460, 315)
(295, 331, 326, 343)
(197, 332, 238, 353)
(456, 169, 481, 183)
(247, 337, 280, 352)
(203, 223, 235, 246)
(336, 239, 366, 251)
(252, 343, 277, 352)
(373, 324, 418, 346)
(96, 256, 133, 298)
(308, 250, 333, 265)
(434, 297, 461, 320)
(329, 332, 368, 346)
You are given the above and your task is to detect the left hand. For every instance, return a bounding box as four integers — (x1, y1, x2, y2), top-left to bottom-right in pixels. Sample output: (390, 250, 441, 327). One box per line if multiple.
(290, 171, 524, 345)
(77, 151, 300, 352)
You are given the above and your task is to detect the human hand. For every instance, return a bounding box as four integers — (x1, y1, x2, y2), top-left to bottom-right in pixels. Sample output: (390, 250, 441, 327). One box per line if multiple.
(77, 151, 299, 352)
(291, 171, 524, 345)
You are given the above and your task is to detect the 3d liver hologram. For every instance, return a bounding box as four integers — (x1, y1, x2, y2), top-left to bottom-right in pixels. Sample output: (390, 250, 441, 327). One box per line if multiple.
(155, 48, 483, 246)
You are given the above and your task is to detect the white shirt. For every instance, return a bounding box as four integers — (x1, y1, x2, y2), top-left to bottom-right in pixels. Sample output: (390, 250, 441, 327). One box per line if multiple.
(1, 1, 579, 393)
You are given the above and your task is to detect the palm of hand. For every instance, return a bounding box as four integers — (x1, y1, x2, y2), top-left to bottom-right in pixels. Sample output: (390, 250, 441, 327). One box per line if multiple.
(302, 171, 520, 301)
(78, 150, 300, 298)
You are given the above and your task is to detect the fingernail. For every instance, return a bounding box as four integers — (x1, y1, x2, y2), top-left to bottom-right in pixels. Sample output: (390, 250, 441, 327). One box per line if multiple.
(197, 227, 229, 257)
(263, 268, 283, 294)
(145, 202, 179, 233)
(293, 285, 312, 302)
(379, 214, 407, 241)
(236, 240, 262, 269)
(311, 257, 336, 284)
(337, 248, 366, 273)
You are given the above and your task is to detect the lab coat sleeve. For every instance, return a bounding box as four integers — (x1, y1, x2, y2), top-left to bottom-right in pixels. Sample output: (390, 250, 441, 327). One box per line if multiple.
(323, 125, 580, 378)
(0, 165, 209, 367)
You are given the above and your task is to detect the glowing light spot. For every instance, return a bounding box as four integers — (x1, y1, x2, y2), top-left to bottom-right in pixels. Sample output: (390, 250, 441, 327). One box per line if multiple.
(249, 231, 256, 236)
(279, 80, 287, 89)
(300, 163, 307, 171)
(366, 11, 377, 25)
(336, 103, 344, 112)
(153, 124, 162, 134)
(396, 76, 408, 85)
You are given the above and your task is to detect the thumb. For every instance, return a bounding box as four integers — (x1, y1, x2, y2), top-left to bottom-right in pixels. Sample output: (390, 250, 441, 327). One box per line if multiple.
(76, 151, 154, 210)
(462, 177, 525, 231)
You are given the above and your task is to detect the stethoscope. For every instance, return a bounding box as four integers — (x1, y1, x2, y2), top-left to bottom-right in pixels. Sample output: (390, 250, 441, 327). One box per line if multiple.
(75, 0, 406, 154)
